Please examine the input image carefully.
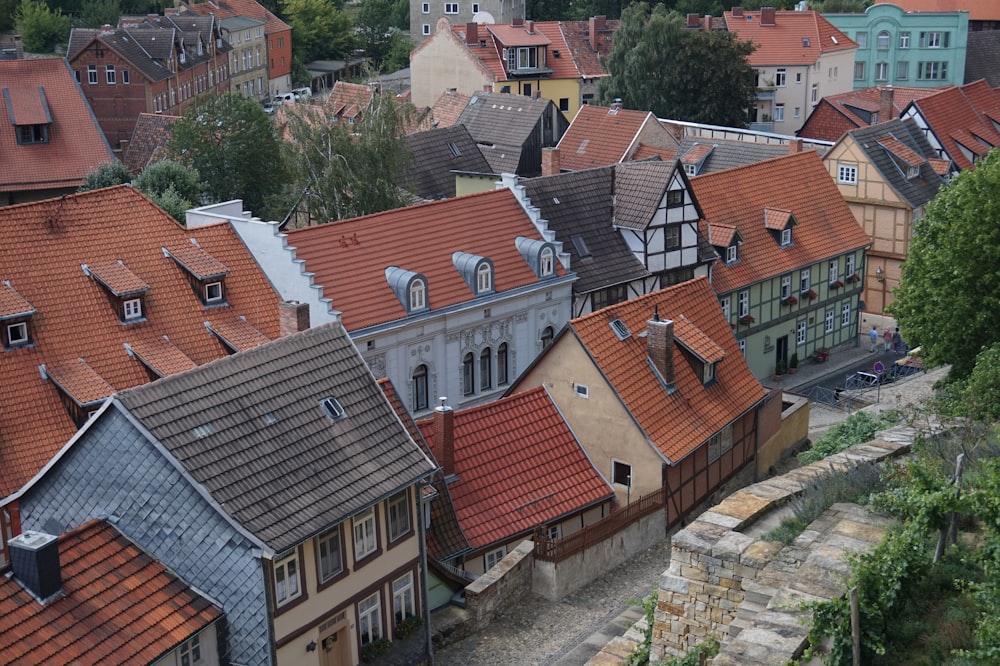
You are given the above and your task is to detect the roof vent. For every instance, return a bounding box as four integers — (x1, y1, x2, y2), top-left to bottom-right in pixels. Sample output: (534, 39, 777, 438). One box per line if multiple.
(9, 531, 61, 602)
(321, 396, 346, 422)
(610, 318, 631, 340)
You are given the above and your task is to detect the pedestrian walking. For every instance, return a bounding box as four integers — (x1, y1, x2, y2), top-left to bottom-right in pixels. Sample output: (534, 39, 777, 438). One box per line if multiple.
(883, 327, 893, 351)
(869, 326, 878, 353)
(892, 328, 904, 355)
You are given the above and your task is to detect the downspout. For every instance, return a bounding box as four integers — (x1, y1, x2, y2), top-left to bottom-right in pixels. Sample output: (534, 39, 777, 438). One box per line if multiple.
(418, 482, 434, 663)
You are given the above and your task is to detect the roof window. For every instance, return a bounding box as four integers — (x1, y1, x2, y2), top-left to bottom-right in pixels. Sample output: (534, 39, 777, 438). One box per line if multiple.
(610, 318, 631, 340)
(321, 397, 346, 422)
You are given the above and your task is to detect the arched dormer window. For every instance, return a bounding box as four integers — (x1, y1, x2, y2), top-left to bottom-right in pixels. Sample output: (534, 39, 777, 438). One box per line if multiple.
(540, 247, 554, 276)
(477, 263, 492, 294)
(385, 266, 429, 314)
(515, 237, 559, 279)
(410, 278, 426, 311)
(452, 252, 494, 296)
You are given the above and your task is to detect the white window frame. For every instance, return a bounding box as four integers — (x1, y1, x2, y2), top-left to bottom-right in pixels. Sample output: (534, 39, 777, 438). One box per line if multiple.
(923, 31, 942, 48)
(359, 592, 383, 644)
(720, 296, 731, 321)
(105, 64, 115, 84)
(540, 246, 554, 276)
(422, 24, 431, 35)
(444, 2, 459, 13)
(476, 263, 492, 293)
(845, 254, 856, 277)
(875, 62, 888, 81)
(7, 322, 28, 346)
(393, 573, 415, 624)
(353, 508, 377, 560)
(738, 290, 749, 317)
(794, 106, 801, 118)
(876, 30, 890, 49)
(573, 382, 589, 398)
(775, 68, 786, 87)
(797, 320, 806, 345)
(122, 69, 130, 84)
(825, 309, 835, 333)
(899, 32, 910, 48)
(841, 302, 851, 327)
(800, 269, 811, 293)
(316, 526, 343, 582)
(88, 65, 97, 84)
(274, 552, 301, 606)
(472, 2, 479, 11)
(123, 298, 142, 320)
(178, 634, 203, 665)
(205, 281, 223, 303)
(781, 275, 792, 299)
(780, 228, 792, 246)
(725, 244, 737, 264)
(388, 490, 410, 542)
(409, 278, 426, 311)
(485, 546, 506, 570)
(421, 1, 429, 12)
(738, 338, 746, 357)
(774, 103, 785, 122)
(829, 260, 840, 284)
(811, 83, 818, 104)
(838, 164, 858, 184)
(546, 524, 562, 540)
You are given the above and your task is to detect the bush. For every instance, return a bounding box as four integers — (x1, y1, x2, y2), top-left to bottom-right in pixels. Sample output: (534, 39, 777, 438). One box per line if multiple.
(799, 410, 901, 463)
(360, 637, 391, 662)
(16, 0, 71, 53)
(79, 161, 131, 191)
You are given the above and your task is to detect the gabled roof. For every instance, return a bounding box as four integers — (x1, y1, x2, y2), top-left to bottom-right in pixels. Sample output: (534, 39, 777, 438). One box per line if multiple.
(568, 277, 765, 462)
(0, 519, 222, 665)
(612, 161, 682, 230)
(673, 137, 823, 174)
(402, 124, 492, 200)
(690, 151, 870, 295)
(68, 26, 185, 83)
(874, 0, 996, 21)
(906, 80, 1000, 170)
(0, 59, 114, 194)
(123, 113, 181, 174)
(458, 91, 555, 154)
(417, 387, 612, 550)
(724, 9, 857, 65)
(841, 118, 945, 208)
(0, 186, 281, 496)
(521, 166, 650, 294)
(184, 0, 291, 35)
(557, 104, 662, 171)
(799, 85, 944, 142)
(458, 20, 582, 81)
(117, 322, 436, 554)
(284, 188, 567, 332)
(325, 80, 373, 120)
(560, 18, 620, 79)
(431, 89, 472, 128)
(965, 30, 1000, 88)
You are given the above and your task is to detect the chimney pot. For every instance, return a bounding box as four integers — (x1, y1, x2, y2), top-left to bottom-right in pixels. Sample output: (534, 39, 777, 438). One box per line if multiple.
(525, 19, 534, 34)
(9, 530, 61, 601)
(278, 300, 310, 336)
(433, 398, 455, 476)
(646, 314, 675, 391)
(588, 15, 606, 51)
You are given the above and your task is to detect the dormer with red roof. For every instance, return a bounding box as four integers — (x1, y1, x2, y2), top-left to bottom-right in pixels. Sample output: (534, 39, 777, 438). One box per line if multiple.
(1, 281, 35, 351)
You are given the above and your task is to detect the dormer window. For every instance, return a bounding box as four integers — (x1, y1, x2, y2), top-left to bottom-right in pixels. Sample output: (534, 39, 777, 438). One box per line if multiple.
(515, 237, 558, 279)
(540, 246, 554, 276)
(205, 282, 223, 303)
(83, 261, 150, 324)
(764, 207, 796, 248)
(1, 281, 35, 350)
(123, 298, 143, 320)
(780, 228, 792, 246)
(725, 244, 737, 264)
(162, 243, 230, 307)
(5, 85, 53, 145)
(386, 267, 429, 314)
(410, 278, 426, 311)
(7, 322, 28, 347)
(453, 252, 494, 296)
(477, 263, 492, 293)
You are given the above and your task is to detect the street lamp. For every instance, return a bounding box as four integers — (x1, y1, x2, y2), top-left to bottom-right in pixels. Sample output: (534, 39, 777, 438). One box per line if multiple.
(875, 266, 884, 283)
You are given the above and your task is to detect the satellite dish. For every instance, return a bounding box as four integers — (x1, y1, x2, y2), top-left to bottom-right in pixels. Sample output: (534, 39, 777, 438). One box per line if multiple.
(472, 11, 495, 24)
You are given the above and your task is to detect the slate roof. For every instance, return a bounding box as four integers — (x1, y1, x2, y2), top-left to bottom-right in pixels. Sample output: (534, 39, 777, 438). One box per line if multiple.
(123, 113, 181, 173)
(842, 118, 945, 208)
(116, 323, 435, 554)
(875, 0, 997, 21)
(184, 0, 291, 35)
(799, 85, 943, 142)
(417, 387, 613, 549)
(557, 105, 665, 171)
(0, 519, 222, 665)
(906, 79, 1000, 170)
(284, 188, 566, 332)
(0, 186, 281, 496)
(965, 30, 1000, 88)
(724, 9, 856, 65)
(674, 137, 824, 175)
(456, 91, 556, 174)
(569, 277, 766, 462)
(0, 59, 114, 194)
(689, 151, 870, 295)
(613, 161, 682, 230)
(401, 124, 492, 200)
(430, 89, 472, 128)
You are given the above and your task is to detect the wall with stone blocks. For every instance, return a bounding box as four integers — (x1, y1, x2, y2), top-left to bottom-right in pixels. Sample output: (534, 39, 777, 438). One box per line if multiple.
(465, 540, 535, 630)
(650, 437, 911, 664)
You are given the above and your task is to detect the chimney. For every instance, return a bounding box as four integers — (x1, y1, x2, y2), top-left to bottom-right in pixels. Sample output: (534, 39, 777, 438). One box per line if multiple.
(465, 21, 478, 45)
(731, 7, 743, 18)
(703, 14, 712, 31)
(278, 300, 310, 336)
(686, 13, 700, 28)
(878, 85, 894, 124)
(788, 138, 803, 154)
(646, 308, 675, 391)
(525, 19, 534, 34)
(531, 89, 541, 99)
(512, 17, 524, 27)
(760, 7, 776, 26)
(433, 397, 455, 476)
(588, 15, 606, 51)
(9, 531, 61, 601)
(542, 146, 560, 176)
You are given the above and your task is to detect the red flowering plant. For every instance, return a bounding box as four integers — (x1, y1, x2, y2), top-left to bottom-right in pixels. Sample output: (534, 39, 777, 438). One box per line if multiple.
(831, 279, 845, 289)
(802, 288, 818, 300)
(846, 273, 861, 283)
(738, 314, 755, 325)
(782, 295, 798, 306)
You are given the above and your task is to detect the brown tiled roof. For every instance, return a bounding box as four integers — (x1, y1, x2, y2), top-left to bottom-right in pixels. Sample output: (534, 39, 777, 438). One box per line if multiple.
(560, 19, 620, 78)
(0, 186, 281, 496)
(325, 80, 373, 120)
(44, 359, 115, 406)
(184, 0, 291, 35)
(909, 80, 1000, 170)
(763, 207, 794, 231)
(690, 152, 870, 295)
(164, 241, 230, 280)
(724, 10, 856, 65)
(285, 187, 561, 332)
(877, 136, 923, 167)
(0, 519, 222, 665)
(0, 283, 34, 320)
(123, 113, 181, 174)
(569, 277, 765, 462)
(674, 315, 725, 364)
(799, 85, 947, 142)
(557, 105, 652, 171)
(127, 336, 198, 377)
(708, 224, 739, 247)
(928, 158, 951, 175)
(431, 89, 472, 127)
(0, 59, 114, 193)
(875, 0, 999, 21)
(452, 20, 581, 82)
(631, 143, 674, 161)
(417, 386, 613, 549)
(85, 260, 150, 297)
(205, 314, 271, 351)
(486, 23, 551, 47)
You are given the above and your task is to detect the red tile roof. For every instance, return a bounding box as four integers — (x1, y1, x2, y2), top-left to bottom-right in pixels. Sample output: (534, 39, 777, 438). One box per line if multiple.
(0, 59, 114, 194)
(452, 20, 582, 82)
(0, 519, 222, 665)
(0, 186, 281, 495)
(877, 137, 923, 167)
(284, 189, 562, 332)
(417, 387, 612, 549)
(690, 151, 870, 295)
(724, 10, 856, 65)
(569, 277, 765, 462)
(486, 23, 552, 47)
(431, 89, 472, 127)
(123, 113, 181, 174)
(799, 85, 945, 142)
(557, 105, 653, 171)
(185, 0, 290, 35)
(908, 80, 1000, 170)
(325, 80, 373, 120)
(875, 0, 999, 21)
(560, 18, 620, 78)
(632, 143, 675, 162)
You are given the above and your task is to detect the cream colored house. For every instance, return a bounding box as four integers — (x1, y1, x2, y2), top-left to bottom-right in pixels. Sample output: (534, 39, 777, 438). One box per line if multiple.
(822, 118, 947, 314)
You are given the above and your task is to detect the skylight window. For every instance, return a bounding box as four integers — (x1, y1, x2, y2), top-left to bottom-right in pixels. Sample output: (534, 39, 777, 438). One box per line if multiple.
(321, 397, 346, 421)
(610, 318, 631, 340)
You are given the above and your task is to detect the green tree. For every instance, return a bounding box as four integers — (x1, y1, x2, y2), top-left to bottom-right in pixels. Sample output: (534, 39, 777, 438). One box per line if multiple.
(0, 0, 19, 31)
(79, 0, 122, 28)
(167, 93, 286, 219)
(16, 0, 72, 53)
(355, 0, 397, 66)
(281, 91, 413, 222)
(888, 149, 1000, 380)
(383, 31, 412, 73)
(281, 0, 354, 63)
(133, 159, 203, 222)
(79, 161, 132, 191)
(599, 3, 757, 126)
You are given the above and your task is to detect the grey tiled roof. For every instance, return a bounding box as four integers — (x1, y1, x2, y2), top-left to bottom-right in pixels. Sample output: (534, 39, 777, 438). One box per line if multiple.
(402, 124, 492, 199)
(965, 30, 1000, 88)
(612, 161, 676, 230)
(847, 118, 945, 208)
(674, 137, 825, 175)
(68, 28, 173, 82)
(522, 166, 651, 293)
(458, 91, 551, 146)
(117, 322, 436, 554)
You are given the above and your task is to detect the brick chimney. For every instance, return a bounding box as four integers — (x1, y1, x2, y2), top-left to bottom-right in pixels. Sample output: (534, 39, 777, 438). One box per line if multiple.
(433, 397, 455, 476)
(646, 308, 675, 391)
(542, 147, 560, 176)
(278, 300, 310, 336)
(9, 531, 61, 601)
(732, 7, 744, 18)
(788, 138, 803, 154)
(465, 22, 478, 45)
(512, 17, 524, 27)
(525, 19, 534, 34)
(878, 85, 894, 124)
(703, 14, 712, 31)
(589, 15, 606, 51)
(760, 7, 776, 26)
(686, 13, 700, 28)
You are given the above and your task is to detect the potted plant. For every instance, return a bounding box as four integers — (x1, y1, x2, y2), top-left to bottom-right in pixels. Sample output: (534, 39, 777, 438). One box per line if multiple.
(789, 353, 799, 374)
(846, 273, 860, 284)
(831, 279, 845, 289)
(774, 358, 786, 380)
(361, 637, 392, 663)
(802, 288, 817, 300)
(782, 295, 798, 306)
(394, 614, 423, 639)
(739, 314, 755, 326)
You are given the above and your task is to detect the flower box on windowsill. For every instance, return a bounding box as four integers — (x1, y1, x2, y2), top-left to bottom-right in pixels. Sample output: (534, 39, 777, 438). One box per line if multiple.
(830, 280, 844, 289)
(738, 314, 755, 326)
(802, 288, 817, 300)
(846, 273, 860, 284)
(782, 295, 798, 306)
